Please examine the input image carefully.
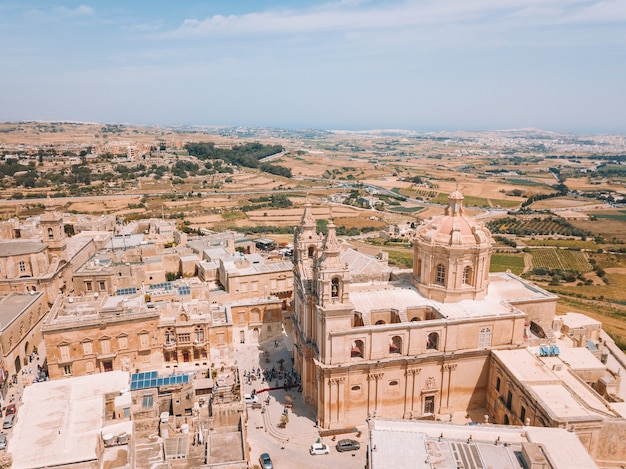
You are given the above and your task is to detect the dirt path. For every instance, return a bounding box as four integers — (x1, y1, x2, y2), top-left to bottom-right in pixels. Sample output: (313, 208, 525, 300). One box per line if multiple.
(523, 252, 533, 274)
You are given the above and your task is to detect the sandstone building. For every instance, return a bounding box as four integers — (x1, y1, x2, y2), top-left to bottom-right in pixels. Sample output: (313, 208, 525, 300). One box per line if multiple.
(293, 192, 626, 466)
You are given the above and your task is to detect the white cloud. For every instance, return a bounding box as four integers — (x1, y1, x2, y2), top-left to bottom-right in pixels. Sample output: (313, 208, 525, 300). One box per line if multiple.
(54, 4, 95, 17)
(165, 0, 625, 39)
(560, 0, 626, 24)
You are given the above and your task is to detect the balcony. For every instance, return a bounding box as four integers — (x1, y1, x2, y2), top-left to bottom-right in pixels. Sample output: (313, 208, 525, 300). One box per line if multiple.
(163, 341, 177, 351)
(193, 340, 206, 349)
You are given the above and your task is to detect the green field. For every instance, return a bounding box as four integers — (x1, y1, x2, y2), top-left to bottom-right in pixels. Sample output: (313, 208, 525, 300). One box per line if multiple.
(530, 248, 591, 273)
(431, 193, 490, 207)
(385, 249, 414, 268)
(504, 178, 550, 187)
(388, 206, 426, 213)
(591, 210, 626, 221)
(430, 193, 519, 208)
(488, 216, 592, 237)
(490, 253, 525, 275)
(490, 199, 522, 209)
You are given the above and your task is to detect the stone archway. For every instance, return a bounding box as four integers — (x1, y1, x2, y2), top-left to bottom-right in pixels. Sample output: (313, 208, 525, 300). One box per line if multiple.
(14, 356, 21, 374)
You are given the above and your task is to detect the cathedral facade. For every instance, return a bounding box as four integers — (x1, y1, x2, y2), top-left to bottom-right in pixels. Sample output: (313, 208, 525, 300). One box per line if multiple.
(292, 193, 558, 429)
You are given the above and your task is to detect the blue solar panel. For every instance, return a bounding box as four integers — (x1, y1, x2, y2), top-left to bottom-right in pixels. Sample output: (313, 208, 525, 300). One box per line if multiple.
(178, 286, 191, 295)
(129, 371, 189, 390)
(116, 287, 137, 296)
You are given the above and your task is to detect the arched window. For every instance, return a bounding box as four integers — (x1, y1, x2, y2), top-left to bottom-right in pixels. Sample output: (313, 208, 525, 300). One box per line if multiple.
(164, 328, 175, 344)
(390, 336, 402, 354)
(463, 266, 473, 285)
(375, 320, 386, 325)
(308, 246, 315, 258)
(410, 317, 421, 322)
(47, 227, 54, 239)
(479, 327, 492, 348)
(353, 313, 364, 327)
(435, 264, 446, 285)
(427, 332, 439, 350)
(351, 340, 364, 358)
(331, 278, 340, 298)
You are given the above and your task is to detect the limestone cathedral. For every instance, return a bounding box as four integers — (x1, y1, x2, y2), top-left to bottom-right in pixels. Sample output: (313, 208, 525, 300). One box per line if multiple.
(291, 191, 558, 429)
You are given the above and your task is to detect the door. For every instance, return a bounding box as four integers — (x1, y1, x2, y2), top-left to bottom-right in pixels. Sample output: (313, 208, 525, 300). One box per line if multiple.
(424, 395, 435, 414)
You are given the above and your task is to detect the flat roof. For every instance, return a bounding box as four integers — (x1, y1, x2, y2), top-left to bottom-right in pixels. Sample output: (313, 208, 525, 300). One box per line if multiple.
(349, 281, 518, 321)
(557, 347, 606, 372)
(559, 311, 602, 328)
(487, 271, 557, 303)
(369, 419, 598, 469)
(11, 370, 130, 469)
(107, 234, 145, 249)
(494, 349, 616, 422)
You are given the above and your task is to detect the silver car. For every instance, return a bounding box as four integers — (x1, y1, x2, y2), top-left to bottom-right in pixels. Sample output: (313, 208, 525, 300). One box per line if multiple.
(2, 415, 14, 430)
(336, 439, 360, 452)
(259, 452, 273, 469)
(0, 432, 6, 450)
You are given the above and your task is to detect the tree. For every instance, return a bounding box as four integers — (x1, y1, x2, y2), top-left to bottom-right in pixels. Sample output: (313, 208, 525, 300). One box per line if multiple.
(165, 271, 181, 281)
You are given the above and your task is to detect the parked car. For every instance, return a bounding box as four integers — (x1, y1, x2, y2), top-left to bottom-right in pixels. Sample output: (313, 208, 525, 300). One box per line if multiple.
(5, 405, 16, 416)
(309, 443, 330, 455)
(2, 415, 15, 430)
(0, 433, 6, 450)
(258, 452, 273, 469)
(336, 439, 360, 452)
(244, 394, 259, 406)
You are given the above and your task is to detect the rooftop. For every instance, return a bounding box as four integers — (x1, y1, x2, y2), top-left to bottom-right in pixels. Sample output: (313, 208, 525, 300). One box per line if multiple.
(0, 240, 46, 257)
(0, 291, 43, 332)
(369, 419, 598, 469)
(11, 371, 130, 469)
(349, 273, 547, 321)
(493, 349, 618, 422)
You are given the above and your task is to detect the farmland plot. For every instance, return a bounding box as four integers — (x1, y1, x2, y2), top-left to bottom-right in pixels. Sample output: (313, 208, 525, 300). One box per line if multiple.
(530, 248, 591, 273)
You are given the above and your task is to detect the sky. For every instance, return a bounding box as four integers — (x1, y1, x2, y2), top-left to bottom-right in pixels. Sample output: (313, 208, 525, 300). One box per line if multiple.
(0, 0, 625, 133)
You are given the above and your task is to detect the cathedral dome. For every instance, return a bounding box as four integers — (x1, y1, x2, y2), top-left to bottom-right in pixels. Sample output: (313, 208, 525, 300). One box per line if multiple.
(417, 191, 491, 248)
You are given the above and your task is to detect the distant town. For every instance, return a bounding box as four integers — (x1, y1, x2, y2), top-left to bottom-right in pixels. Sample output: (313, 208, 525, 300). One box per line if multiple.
(0, 121, 625, 468)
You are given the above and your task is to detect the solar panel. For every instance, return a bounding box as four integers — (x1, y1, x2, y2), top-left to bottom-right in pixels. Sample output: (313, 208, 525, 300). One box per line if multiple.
(148, 282, 175, 291)
(129, 371, 188, 390)
(178, 286, 191, 295)
(116, 287, 137, 296)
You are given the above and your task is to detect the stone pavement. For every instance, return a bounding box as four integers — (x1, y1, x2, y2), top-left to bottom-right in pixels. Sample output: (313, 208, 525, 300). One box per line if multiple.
(238, 326, 367, 469)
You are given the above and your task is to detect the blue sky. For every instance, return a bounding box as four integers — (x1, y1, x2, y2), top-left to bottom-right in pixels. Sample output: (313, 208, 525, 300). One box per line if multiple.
(0, 0, 625, 133)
